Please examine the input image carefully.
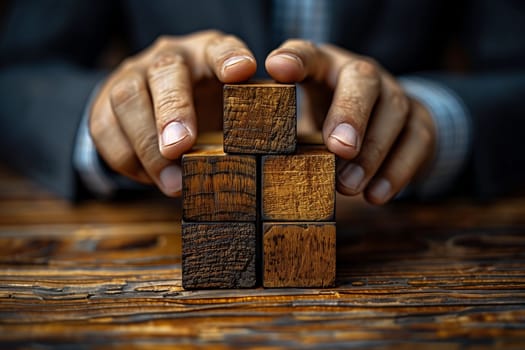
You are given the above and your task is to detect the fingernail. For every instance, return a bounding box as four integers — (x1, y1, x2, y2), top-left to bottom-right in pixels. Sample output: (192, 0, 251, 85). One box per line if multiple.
(369, 178, 391, 202)
(160, 165, 182, 194)
(274, 53, 303, 66)
(162, 122, 188, 147)
(338, 163, 365, 191)
(330, 123, 358, 148)
(223, 55, 254, 72)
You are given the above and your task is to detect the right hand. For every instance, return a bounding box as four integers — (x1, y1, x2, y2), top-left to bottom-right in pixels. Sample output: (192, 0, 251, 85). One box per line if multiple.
(89, 30, 257, 197)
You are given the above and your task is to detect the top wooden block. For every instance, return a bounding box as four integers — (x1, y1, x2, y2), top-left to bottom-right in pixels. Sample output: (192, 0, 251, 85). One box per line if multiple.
(223, 83, 296, 154)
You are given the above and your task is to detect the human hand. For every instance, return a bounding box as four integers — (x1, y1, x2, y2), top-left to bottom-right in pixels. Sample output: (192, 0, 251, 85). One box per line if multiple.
(90, 30, 257, 196)
(265, 40, 436, 204)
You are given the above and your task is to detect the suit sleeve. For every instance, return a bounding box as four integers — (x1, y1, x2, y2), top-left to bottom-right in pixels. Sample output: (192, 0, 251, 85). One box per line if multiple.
(0, 0, 115, 200)
(428, 72, 525, 199)
(424, 0, 525, 199)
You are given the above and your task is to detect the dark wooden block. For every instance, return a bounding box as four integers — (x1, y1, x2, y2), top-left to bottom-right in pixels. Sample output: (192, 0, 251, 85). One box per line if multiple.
(182, 222, 257, 289)
(263, 222, 336, 288)
(182, 147, 257, 222)
(261, 147, 335, 221)
(223, 82, 296, 154)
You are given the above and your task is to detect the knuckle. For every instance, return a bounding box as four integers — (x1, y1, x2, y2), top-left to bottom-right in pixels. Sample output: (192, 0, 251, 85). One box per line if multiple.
(200, 29, 223, 40)
(282, 38, 301, 46)
(408, 115, 434, 147)
(155, 89, 192, 119)
(397, 157, 414, 176)
(221, 34, 240, 44)
(135, 130, 159, 163)
(148, 53, 185, 73)
(346, 59, 380, 80)
(205, 32, 235, 51)
(218, 35, 245, 52)
(363, 56, 380, 69)
(417, 124, 434, 147)
(390, 90, 410, 116)
(338, 60, 381, 95)
(89, 121, 137, 175)
(154, 35, 174, 49)
(89, 115, 105, 141)
(387, 92, 410, 125)
(120, 57, 138, 72)
(206, 35, 250, 62)
(110, 76, 145, 110)
(185, 29, 223, 51)
(332, 94, 367, 119)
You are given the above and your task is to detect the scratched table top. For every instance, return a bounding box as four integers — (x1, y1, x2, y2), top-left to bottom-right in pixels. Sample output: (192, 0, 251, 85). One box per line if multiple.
(1, 165, 525, 349)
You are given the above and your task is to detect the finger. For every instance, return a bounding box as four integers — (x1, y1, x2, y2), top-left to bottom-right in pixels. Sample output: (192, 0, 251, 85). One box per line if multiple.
(265, 39, 326, 83)
(266, 41, 381, 159)
(337, 78, 409, 195)
(265, 39, 331, 131)
(265, 41, 350, 87)
(110, 72, 182, 197)
(363, 111, 435, 205)
(323, 56, 381, 159)
(90, 92, 151, 184)
(147, 53, 197, 160)
(204, 34, 257, 82)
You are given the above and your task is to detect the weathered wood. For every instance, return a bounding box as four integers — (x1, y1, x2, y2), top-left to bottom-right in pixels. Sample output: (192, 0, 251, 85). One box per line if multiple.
(261, 146, 335, 221)
(223, 82, 296, 154)
(2, 166, 525, 347)
(182, 147, 257, 222)
(3, 218, 525, 348)
(263, 222, 336, 288)
(182, 222, 256, 289)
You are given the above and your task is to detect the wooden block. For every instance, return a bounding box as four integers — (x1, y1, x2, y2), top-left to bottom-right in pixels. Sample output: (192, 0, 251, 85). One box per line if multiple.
(182, 147, 257, 222)
(182, 222, 257, 289)
(263, 222, 336, 288)
(223, 82, 296, 154)
(261, 147, 335, 221)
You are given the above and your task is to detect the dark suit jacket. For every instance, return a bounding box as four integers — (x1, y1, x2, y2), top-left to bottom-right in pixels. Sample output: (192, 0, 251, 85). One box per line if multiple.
(1, 0, 524, 200)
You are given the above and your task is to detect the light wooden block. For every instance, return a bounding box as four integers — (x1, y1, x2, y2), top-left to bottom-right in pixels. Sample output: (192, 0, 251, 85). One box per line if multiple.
(182, 222, 257, 289)
(182, 147, 257, 222)
(261, 147, 335, 221)
(263, 222, 336, 288)
(223, 82, 296, 154)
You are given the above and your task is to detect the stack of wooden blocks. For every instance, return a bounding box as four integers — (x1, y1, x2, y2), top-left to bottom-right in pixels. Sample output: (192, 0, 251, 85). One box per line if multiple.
(181, 82, 336, 289)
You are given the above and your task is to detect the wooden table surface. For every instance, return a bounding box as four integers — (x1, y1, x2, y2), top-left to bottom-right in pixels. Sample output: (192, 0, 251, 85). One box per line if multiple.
(1, 165, 525, 349)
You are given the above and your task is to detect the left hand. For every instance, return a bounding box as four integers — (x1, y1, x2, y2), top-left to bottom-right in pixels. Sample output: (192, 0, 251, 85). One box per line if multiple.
(265, 40, 436, 204)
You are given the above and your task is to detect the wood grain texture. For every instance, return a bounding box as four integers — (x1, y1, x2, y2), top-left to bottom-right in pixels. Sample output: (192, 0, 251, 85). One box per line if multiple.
(2, 165, 525, 348)
(223, 82, 296, 154)
(182, 222, 256, 289)
(263, 222, 336, 288)
(262, 147, 335, 221)
(182, 147, 257, 221)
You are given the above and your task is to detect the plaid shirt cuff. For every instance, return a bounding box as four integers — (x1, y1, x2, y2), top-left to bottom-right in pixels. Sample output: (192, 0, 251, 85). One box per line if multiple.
(400, 77, 472, 198)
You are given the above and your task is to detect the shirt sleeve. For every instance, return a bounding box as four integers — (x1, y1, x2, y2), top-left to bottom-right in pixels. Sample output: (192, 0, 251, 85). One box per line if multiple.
(399, 76, 473, 198)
